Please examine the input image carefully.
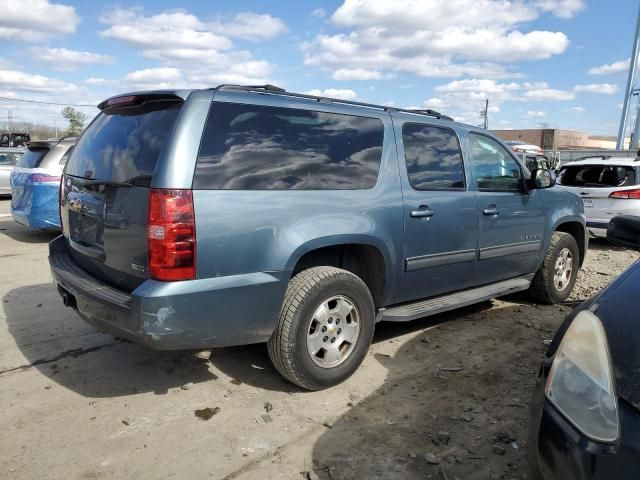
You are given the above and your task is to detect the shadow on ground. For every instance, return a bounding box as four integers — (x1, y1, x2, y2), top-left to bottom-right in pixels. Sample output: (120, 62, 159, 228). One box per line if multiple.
(0, 217, 59, 244)
(4, 280, 499, 399)
(308, 300, 564, 480)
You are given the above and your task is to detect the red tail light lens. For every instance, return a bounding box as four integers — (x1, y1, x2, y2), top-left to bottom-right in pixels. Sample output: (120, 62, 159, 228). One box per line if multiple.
(609, 189, 640, 199)
(148, 189, 196, 281)
(30, 173, 61, 183)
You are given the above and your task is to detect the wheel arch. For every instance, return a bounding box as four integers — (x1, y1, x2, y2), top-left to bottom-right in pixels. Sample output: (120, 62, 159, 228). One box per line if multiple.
(285, 236, 394, 308)
(554, 220, 587, 267)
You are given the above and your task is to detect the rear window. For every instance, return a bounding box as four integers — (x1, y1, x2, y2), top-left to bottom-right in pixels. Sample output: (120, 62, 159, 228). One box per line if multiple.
(558, 165, 636, 187)
(194, 102, 384, 190)
(17, 148, 48, 168)
(65, 101, 181, 182)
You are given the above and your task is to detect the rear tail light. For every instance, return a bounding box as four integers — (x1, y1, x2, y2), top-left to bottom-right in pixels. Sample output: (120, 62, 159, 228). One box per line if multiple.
(148, 189, 196, 281)
(609, 189, 640, 199)
(30, 173, 61, 183)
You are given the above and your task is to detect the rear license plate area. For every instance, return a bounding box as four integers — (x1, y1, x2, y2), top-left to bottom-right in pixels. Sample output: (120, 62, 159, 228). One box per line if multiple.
(582, 198, 593, 208)
(69, 210, 101, 245)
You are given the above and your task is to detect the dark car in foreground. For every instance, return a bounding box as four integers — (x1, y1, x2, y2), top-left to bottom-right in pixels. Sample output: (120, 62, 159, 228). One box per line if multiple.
(528, 215, 640, 479)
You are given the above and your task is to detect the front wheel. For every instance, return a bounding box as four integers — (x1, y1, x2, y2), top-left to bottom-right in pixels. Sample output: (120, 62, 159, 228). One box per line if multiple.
(267, 266, 375, 390)
(529, 232, 579, 304)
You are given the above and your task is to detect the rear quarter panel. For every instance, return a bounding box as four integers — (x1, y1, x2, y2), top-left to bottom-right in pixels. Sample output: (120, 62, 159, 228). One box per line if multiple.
(187, 92, 404, 306)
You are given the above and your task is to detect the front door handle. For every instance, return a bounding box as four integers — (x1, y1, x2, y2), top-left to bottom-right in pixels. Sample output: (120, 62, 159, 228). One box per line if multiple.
(483, 207, 500, 216)
(410, 207, 435, 218)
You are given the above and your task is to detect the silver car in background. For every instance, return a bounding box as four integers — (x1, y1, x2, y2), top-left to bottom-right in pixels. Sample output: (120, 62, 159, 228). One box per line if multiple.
(556, 157, 640, 237)
(0, 148, 24, 196)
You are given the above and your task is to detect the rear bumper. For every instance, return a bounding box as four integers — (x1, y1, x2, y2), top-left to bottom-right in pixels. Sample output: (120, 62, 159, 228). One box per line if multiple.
(586, 221, 608, 238)
(10, 182, 60, 230)
(49, 235, 288, 350)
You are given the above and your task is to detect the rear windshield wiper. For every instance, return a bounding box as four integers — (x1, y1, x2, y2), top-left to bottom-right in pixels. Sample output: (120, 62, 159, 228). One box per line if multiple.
(79, 175, 152, 187)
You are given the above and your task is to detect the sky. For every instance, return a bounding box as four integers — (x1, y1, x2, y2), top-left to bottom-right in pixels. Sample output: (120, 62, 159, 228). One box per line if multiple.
(0, 0, 638, 135)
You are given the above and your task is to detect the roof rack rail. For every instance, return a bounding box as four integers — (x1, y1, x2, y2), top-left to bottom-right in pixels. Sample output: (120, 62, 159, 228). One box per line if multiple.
(213, 84, 453, 121)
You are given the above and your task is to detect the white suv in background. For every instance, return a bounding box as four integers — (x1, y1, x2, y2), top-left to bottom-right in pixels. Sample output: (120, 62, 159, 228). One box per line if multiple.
(556, 157, 640, 237)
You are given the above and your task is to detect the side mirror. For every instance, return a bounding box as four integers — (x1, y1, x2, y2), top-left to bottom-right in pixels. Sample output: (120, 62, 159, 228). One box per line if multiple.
(528, 168, 555, 189)
(607, 215, 640, 250)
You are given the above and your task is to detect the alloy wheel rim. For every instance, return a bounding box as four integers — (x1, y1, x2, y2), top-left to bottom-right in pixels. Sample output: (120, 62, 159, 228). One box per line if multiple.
(553, 248, 574, 292)
(306, 295, 360, 368)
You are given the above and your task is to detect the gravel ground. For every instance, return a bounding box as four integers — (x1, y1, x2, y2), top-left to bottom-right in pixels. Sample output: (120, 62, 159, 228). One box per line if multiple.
(0, 198, 637, 480)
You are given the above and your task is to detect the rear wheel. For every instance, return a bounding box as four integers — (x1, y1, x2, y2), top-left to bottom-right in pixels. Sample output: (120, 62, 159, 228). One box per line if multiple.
(267, 266, 375, 390)
(529, 232, 579, 304)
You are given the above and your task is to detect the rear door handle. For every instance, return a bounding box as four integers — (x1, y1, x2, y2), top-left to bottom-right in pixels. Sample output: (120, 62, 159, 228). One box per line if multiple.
(483, 207, 500, 216)
(410, 208, 435, 218)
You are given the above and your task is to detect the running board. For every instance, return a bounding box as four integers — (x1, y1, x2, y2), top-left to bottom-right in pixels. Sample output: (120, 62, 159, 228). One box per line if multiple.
(379, 276, 533, 323)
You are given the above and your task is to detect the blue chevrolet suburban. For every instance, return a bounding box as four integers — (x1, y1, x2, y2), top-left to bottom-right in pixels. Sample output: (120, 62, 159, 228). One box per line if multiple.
(49, 85, 587, 390)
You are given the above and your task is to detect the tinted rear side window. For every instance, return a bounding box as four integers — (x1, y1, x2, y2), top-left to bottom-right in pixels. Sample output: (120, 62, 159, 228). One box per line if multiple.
(17, 148, 48, 168)
(65, 101, 181, 182)
(402, 123, 465, 190)
(559, 165, 636, 187)
(194, 102, 384, 190)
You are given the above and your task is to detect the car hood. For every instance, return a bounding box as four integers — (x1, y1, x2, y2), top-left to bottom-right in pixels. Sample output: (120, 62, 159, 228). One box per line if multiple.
(593, 260, 640, 410)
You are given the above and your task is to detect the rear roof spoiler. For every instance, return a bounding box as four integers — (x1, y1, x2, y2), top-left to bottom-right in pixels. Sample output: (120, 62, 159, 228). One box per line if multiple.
(98, 92, 187, 111)
(25, 141, 55, 150)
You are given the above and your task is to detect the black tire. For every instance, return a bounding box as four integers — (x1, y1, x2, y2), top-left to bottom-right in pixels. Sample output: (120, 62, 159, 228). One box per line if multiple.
(267, 266, 375, 390)
(529, 232, 579, 304)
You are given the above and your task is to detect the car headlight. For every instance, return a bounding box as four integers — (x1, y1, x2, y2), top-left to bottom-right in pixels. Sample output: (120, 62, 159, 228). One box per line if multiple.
(545, 310, 619, 443)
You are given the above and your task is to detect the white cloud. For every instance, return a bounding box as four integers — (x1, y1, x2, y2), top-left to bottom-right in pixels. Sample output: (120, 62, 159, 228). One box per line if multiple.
(574, 83, 618, 94)
(588, 58, 630, 75)
(211, 12, 287, 41)
(526, 110, 546, 117)
(332, 68, 388, 81)
(426, 78, 583, 124)
(100, 9, 231, 51)
(424, 97, 446, 108)
(100, 7, 277, 86)
(0, 0, 79, 42)
(125, 67, 184, 89)
(534, 0, 585, 19)
(303, 0, 572, 80)
(311, 8, 326, 18)
(305, 88, 357, 100)
(31, 47, 113, 72)
(0, 69, 78, 94)
(85, 77, 118, 86)
(568, 106, 586, 113)
(524, 88, 575, 101)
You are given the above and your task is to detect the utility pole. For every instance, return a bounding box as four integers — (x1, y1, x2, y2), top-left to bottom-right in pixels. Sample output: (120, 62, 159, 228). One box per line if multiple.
(480, 99, 489, 129)
(617, 3, 640, 149)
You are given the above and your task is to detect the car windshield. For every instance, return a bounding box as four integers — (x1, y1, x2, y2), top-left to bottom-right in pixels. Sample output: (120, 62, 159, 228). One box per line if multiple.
(558, 164, 636, 187)
(16, 148, 48, 168)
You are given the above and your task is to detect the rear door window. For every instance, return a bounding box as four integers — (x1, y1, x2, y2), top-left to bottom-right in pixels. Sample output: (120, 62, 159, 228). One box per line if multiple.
(17, 148, 48, 168)
(402, 123, 465, 190)
(558, 165, 636, 187)
(65, 101, 181, 182)
(194, 101, 384, 190)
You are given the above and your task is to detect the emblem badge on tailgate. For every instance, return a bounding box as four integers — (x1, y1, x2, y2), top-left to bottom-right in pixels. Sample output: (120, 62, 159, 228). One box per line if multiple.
(130, 263, 145, 272)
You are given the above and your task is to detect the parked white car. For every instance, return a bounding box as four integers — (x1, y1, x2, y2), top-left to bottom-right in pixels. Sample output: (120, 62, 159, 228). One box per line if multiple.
(504, 140, 544, 155)
(0, 148, 24, 195)
(556, 157, 640, 237)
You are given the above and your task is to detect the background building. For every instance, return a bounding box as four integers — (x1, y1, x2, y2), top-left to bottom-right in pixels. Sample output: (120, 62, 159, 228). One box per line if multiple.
(491, 129, 625, 150)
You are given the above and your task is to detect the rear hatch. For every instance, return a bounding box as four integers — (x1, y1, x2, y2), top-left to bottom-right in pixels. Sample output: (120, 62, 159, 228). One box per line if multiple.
(61, 95, 183, 292)
(10, 144, 52, 210)
(557, 163, 639, 220)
